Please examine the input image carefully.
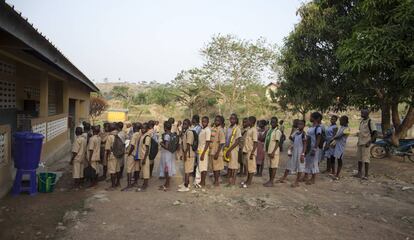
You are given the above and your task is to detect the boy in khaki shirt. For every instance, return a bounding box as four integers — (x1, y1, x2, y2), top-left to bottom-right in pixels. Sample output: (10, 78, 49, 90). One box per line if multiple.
(88, 126, 101, 187)
(122, 123, 142, 191)
(224, 113, 242, 186)
(263, 117, 282, 187)
(105, 123, 121, 190)
(137, 122, 151, 191)
(355, 109, 377, 180)
(198, 116, 211, 188)
(71, 127, 87, 189)
(178, 119, 195, 192)
(209, 115, 225, 186)
(241, 116, 258, 188)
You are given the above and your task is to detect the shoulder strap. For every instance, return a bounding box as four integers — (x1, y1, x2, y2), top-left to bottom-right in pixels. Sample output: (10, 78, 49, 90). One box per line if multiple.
(367, 119, 373, 135)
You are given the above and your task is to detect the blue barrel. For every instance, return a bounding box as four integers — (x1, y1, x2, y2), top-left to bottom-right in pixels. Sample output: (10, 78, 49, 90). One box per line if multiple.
(13, 132, 44, 170)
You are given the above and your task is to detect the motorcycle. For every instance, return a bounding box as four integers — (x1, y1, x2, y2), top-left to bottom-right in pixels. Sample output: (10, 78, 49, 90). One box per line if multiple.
(370, 137, 414, 162)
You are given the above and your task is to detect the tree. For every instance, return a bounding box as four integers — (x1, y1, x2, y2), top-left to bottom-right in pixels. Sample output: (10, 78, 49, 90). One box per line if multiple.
(110, 86, 132, 108)
(200, 34, 277, 112)
(89, 96, 108, 124)
(278, 0, 413, 143)
(171, 68, 208, 117)
(336, 0, 414, 143)
(148, 85, 174, 107)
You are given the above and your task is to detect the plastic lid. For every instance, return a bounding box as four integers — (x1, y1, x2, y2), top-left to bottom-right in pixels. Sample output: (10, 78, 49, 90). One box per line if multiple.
(14, 132, 44, 140)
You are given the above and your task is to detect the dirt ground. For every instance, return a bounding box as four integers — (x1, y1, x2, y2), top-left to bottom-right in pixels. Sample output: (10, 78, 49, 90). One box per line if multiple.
(1, 137, 413, 240)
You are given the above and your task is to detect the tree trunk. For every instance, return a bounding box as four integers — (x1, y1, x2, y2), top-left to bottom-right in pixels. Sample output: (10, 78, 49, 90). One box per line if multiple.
(380, 103, 391, 135)
(391, 105, 414, 146)
(391, 102, 401, 129)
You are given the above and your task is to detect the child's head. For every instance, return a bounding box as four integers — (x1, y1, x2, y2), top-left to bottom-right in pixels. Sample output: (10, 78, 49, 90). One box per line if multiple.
(242, 118, 248, 128)
(360, 109, 370, 119)
(133, 122, 142, 133)
(108, 123, 117, 132)
(103, 122, 110, 132)
(229, 113, 238, 126)
(83, 122, 91, 132)
(201, 116, 209, 128)
(339, 116, 349, 126)
(270, 117, 278, 128)
(117, 122, 123, 131)
(164, 121, 172, 132)
(248, 116, 257, 127)
(279, 120, 284, 125)
(148, 120, 155, 129)
(141, 122, 149, 134)
(214, 115, 223, 127)
(168, 117, 175, 124)
(177, 120, 182, 126)
(182, 119, 191, 131)
(192, 115, 200, 125)
(310, 112, 323, 124)
(330, 115, 338, 125)
(257, 120, 266, 129)
(92, 126, 100, 135)
(292, 119, 300, 129)
(297, 120, 305, 130)
(75, 127, 83, 136)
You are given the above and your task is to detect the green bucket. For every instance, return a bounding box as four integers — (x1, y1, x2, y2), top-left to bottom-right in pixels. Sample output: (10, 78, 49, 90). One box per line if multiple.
(38, 172, 57, 193)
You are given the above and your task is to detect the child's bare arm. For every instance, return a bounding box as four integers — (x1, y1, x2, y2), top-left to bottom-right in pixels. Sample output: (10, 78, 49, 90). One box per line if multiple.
(201, 141, 210, 161)
(128, 145, 134, 156)
(250, 141, 258, 159)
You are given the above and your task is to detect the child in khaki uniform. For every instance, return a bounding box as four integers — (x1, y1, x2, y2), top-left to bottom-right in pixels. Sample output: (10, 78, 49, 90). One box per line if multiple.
(105, 123, 121, 190)
(241, 116, 258, 188)
(178, 119, 195, 192)
(137, 123, 151, 191)
(224, 114, 242, 186)
(88, 126, 101, 187)
(198, 116, 211, 188)
(238, 118, 249, 176)
(209, 116, 225, 186)
(99, 123, 110, 181)
(355, 109, 377, 180)
(122, 123, 142, 191)
(71, 127, 87, 189)
(263, 117, 282, 187)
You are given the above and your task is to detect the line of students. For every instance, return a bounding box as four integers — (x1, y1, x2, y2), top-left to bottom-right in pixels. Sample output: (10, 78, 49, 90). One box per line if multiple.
(70, 110, 376, 191)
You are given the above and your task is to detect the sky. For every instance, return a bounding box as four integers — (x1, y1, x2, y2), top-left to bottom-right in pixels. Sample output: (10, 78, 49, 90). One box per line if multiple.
(7, 0, 304, 84)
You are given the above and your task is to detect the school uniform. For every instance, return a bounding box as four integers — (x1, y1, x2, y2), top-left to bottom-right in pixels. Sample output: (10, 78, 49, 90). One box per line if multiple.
(287, 131, 306, 172)
(88, 135, 101, 175)
(305, 125, 322, 174)
(333, 126, 351, 160)
(265, 127, 282, 168)
(171, 123, 178, 134)
(324, 124, 338, 158)
(239, 128, 248, 165)
(182, 129, 196, 174)
(225, 125, 242, 170)
(72, 135, 87, 179)
(243, 126, 258, 173)
(209, 126, 225, 171)
(357, 119, 375, 163)
(126, 132, 141, 174)
(105, 132, 121, 174)
(138, 132, 152, 179)
(197, 126, 211, 172)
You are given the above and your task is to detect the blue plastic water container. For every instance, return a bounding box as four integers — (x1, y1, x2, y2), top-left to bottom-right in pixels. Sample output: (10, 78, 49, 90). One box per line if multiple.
(13, 132, 44, 170)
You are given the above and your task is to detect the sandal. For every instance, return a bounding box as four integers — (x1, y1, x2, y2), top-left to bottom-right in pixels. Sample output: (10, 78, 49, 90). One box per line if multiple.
(240, 183, 248, 188)
(362, 176, 368, 180)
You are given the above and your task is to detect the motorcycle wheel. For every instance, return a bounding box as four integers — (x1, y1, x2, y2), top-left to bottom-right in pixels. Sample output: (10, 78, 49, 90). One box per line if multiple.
(370, 145, 387, 159)
(407, 147, 414, 163)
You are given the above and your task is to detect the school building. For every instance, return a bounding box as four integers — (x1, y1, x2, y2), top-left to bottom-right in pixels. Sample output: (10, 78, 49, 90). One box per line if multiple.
(0, 2, 99, 197)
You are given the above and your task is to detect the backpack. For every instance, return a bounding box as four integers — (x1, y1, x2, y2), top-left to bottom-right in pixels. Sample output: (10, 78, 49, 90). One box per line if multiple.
(146, 135, 159, 160)
(163, 133, 179, 153)
(112, 135, 125, 158)
(314, 125, 326, 149)
(190, 130, 199, 152)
